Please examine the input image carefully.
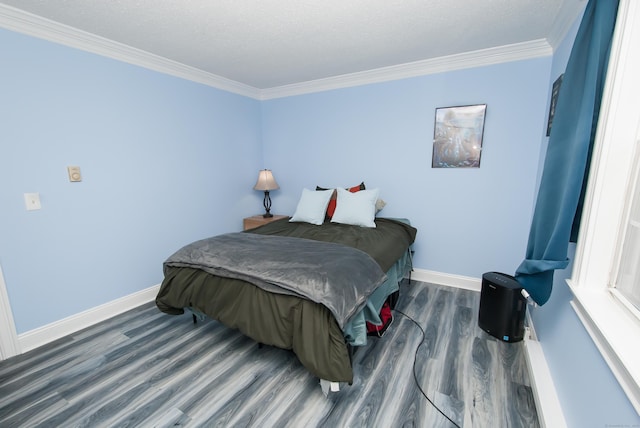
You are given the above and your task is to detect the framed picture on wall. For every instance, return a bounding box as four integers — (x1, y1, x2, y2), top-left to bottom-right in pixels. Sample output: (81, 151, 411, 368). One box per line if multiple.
(546, 74, 563, 136)
(432, 104, 487, 168)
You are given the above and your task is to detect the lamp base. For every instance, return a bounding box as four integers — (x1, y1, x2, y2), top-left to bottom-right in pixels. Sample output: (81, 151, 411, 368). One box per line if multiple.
(262, 191, 273, 218)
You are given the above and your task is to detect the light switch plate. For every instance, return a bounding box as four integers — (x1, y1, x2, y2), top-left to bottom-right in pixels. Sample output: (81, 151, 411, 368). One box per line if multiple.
(24, 193, 41, 211)
(67, 166, 82, 182)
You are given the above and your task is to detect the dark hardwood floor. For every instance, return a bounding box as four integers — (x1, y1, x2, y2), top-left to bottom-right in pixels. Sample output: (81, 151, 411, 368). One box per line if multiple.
(0, 280, 538, 427)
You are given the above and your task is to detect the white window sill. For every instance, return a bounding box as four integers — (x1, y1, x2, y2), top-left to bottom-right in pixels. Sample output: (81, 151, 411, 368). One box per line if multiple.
(567, 279, 640, 414)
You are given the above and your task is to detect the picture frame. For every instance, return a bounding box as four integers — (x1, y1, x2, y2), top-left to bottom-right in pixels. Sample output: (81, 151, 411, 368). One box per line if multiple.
(546, 74, 563, 136)
(432, 104, 487, 168)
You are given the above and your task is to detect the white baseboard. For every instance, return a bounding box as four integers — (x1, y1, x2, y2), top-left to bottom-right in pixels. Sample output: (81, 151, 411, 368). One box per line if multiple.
(410, 268, 563, 427)
(524, 337, 567, 428)
(18, 284, 160, 354)
(9, 269, 476, 359)
(10, 268, 564, 428)
(525, 308, 538, 341)
(409, 268, 482, 292)
(0, 265, 20, 360)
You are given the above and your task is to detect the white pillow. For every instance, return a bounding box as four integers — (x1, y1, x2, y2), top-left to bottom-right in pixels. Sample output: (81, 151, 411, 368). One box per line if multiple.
(331, 187, 380, 228)
(289, 188, 334, 225)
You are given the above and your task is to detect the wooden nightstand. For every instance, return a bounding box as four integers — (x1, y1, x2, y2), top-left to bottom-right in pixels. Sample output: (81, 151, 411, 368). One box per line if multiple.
(243, 214, 288, 231)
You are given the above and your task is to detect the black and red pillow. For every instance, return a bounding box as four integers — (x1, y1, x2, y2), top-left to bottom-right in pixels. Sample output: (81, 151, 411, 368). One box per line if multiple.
(316, 182, 365, 220)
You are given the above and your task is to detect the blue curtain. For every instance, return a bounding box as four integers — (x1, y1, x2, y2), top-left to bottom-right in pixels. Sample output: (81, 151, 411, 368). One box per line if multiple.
(515, 0, 619, 305)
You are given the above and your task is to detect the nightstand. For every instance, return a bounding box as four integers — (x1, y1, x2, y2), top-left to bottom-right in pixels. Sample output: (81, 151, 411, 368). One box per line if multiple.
(243, 214, 288, 231)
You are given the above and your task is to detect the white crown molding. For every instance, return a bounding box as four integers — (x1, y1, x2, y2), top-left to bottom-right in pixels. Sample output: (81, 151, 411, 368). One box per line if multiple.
(260, 40, 553, 100)
(0, 4, 261, 99)
(546, 1, 587, 51)
(1, 3, 553, 101)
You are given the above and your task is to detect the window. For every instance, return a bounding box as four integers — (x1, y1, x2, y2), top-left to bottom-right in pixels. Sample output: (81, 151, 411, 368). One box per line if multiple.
(613, 148, 640, 313)
(568, 0, 640, 414)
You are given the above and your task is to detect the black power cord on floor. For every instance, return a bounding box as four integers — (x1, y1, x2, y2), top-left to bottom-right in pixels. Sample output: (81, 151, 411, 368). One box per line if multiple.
(393, 308, 462, 428)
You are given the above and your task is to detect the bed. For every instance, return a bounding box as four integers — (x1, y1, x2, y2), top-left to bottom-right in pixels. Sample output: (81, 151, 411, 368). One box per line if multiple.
(155, 187, 417, 385)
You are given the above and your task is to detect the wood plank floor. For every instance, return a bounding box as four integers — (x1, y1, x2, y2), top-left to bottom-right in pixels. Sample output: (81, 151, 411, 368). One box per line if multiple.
(0, 280, 539, 427)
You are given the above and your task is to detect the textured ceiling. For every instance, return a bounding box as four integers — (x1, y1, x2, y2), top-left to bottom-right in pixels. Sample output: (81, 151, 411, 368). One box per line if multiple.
(0, 0, 585, 90)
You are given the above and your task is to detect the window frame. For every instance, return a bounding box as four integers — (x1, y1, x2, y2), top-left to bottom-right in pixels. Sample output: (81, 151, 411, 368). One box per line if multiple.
(611, 144, 640, 312)
(568, 0, 640, 414)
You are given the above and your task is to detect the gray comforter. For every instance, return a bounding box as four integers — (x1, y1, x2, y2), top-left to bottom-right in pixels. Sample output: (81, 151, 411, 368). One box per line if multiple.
(163, 232, 387, 329)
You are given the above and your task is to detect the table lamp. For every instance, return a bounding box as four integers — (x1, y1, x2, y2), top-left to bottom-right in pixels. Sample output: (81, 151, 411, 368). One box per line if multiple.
(253, 169, 279, 217)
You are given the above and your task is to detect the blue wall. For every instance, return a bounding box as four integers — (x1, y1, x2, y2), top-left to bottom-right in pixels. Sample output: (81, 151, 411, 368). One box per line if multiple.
(3, 12, 637, 425)
(262, 59, 552, 279)
(534, 248, 639, 426)
(2, 24, 554, 333)
(530, 10, 640, 426)
(0, 28, 263, 333)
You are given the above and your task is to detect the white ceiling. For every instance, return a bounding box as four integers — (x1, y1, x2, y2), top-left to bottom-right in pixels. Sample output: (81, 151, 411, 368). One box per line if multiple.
(0, 0, 585, 96)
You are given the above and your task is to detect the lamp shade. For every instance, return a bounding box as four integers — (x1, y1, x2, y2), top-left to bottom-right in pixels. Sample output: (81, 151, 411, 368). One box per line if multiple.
(253, 169, 279, 191)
